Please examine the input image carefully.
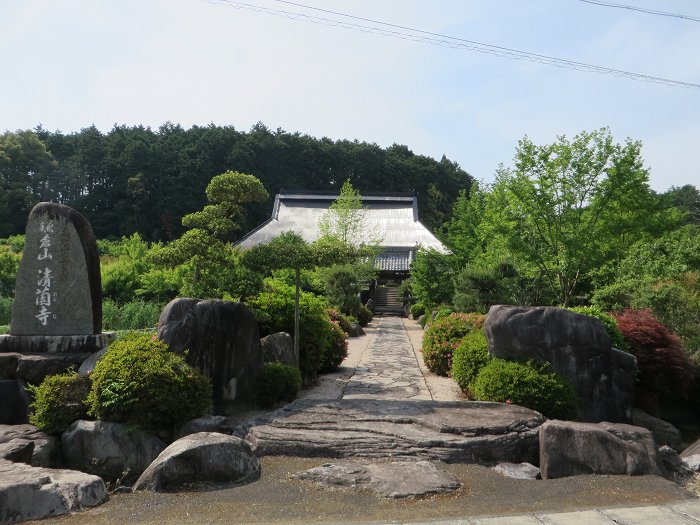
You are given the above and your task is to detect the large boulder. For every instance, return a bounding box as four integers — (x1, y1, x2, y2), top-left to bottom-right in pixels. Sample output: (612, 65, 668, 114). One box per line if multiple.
(0, 439, 34, 464)
(61, 420, 166, 482)
(632, 408, 683, 451)
(539, 420, 662, 479)
(484, 305, 636, 422)
(133, 432, 260, 492)
(175, 415, 233, 440)
(261, 332, 297, 367)
(157, 298, 262, 403)
(0, 424, 60, 467)
(0, 458, 106, 524)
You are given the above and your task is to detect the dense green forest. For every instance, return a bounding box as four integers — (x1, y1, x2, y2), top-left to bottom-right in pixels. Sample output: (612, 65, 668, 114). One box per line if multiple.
(0, 124, 472, 240)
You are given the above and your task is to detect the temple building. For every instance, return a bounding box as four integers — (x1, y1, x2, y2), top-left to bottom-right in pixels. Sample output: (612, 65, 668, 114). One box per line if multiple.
(236, 191, 447, 314)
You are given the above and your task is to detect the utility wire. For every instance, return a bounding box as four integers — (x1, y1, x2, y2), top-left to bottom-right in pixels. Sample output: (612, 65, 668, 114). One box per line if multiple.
(202, 0, 700, 89)
(577, 0, 700, 23)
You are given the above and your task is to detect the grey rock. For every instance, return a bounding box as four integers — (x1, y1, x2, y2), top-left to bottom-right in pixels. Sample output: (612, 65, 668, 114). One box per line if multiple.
(158, 298, 262, 403)
(0, 439, 34, 464)
(0, 458, 106, 524)
(61, 420, 166, 482)
(632, 408, 683, 451)
(10, 202, 102, 336)
(0, 424, 60, 467)
(347, 323, 365, 337)
(293, 460, 460, 499)
(0, 380, 29, 425)
(77, 347, 107, 376)
(658, 445, 683, 474)
(16, 353, 90, 384)
(261, 332, 297, 366)
(245, 399, 544, 465)
(0, 333, 115, 355)
(133, 432, 260, 492)
(539, 420, 662, 479)
(493, 462, 540, 480)
(0, 353, 20, 379)
(175, 415, 233, 439)
(484, 305, 636, 422)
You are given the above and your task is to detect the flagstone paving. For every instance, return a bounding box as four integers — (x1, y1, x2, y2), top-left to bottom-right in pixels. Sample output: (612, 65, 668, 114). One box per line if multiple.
(342, 316, 432, 400)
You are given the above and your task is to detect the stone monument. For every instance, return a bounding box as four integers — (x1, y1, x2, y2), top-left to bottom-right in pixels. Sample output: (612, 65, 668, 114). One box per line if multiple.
(0, 203, 111, 353)
(0, 203, 114, 424)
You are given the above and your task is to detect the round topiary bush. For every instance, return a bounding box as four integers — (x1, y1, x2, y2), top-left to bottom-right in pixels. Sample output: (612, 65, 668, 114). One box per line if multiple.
(421, 313, 485, 376)
(470, 359, 578, 420)
(567, 305, 628, 351)
(320, 320, 349, 373)
(451, 329, 491, 395)
(87, 332, 212, 431)
(256, 362, 302, 408)
(410, 303, 426, 318)
(328, 308, 352, 335)
(29, 371, 92, 434)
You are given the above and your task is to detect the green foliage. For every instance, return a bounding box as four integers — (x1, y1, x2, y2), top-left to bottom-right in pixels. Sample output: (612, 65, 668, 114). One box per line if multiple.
(248, 278, 332, 378)
(323, 264, 362, 315)
(0, 248, 20, 297)
(443, 185, 486, 267)
(321, 320, 348, 373)
(410, 303, 426, 318)
(328, 308, 353, 334)
(451, 329, 491, 394)
(102, 299, 161, 331)
(452, 261, 519, 314)
(29, 372, 91, 434)
(88, 332, 212, 431)
(318, 179, 368, 245)
(242, 232, 315, 275)
(255, 362, 302, 408)
(567, 305, 628, 351)
(356, 304, 373, 327)
(421, 313, 485, 376)
(0, 296, 12, 325)
(471, 359, 578, 420)
(100, 234, 152, 303)
(410, 249, 454, 309)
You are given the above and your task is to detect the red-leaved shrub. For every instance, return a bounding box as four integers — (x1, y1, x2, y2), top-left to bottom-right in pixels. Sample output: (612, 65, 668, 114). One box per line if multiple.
(422, 313, 485, 376)
(612, 308, 694, 399)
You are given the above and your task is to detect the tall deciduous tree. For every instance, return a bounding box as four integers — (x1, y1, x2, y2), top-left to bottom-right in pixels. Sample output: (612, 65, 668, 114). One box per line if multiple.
(480, 128, 677, 306)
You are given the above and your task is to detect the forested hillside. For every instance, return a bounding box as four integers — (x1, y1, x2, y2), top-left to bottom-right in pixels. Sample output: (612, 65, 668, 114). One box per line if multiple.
(0, 123, 473, 240)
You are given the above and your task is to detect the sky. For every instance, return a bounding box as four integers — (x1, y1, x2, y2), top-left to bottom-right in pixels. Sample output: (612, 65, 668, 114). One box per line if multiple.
(1, 0, 698, 193)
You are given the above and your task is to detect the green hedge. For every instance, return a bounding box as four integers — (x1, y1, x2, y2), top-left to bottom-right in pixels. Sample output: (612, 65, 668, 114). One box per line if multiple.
(451, 329, 491, 394)
(470, 359, 578, 420)
(256, 362, 302, 408)
(421, 313, 485, 376)
(320, 320, 348, 373)
(29, 371, 92, 434)
(102, 299, 162, 331)
(87, 332, 212, 431)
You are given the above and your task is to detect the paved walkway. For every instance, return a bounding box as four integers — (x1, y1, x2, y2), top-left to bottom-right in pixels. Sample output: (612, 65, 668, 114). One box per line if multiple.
(343, 316, 431, 400)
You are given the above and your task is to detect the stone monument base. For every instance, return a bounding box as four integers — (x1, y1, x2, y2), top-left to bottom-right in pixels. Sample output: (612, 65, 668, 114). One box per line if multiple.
(0, 333, 116, 355)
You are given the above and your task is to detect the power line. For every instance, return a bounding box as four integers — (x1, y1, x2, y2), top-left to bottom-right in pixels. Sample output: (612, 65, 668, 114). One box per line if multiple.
(202, 0, 700, 90)
(577, 0, 700, 23)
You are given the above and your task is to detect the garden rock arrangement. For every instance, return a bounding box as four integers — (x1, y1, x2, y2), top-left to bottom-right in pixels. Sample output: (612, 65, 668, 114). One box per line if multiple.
(260, 332, 297, 367)
(0, 424, 59, 467)
(0, 458, 107, 524)
(293, 460, 460, 498)
(484, 305, 636, 422)
(244, 399, 545, 465)
(61, 420, 167, 482)
(133, 432, 260, 492)
(539, 420, 662, 479)
(157, 298, 262, 403)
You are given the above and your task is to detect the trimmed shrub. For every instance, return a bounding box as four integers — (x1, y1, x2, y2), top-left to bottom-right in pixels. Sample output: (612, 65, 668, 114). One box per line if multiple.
(29, 371, 92, 434)
(410, 303, 426, 318)
(328, 308, 352, 334)
(256, 362, 302, 408)
(321, 320, 349, 373)
(249, 279, 332, 379)
(87, 332, 212, 431)
(451, 329, 491, 395)
(0, 296, 12, 325)
(421, 313, 485, 376)
(471, 359, 578, 420)
(612, 308, 695, 399)
(567, 305, 628, 351)
(356, 304, 373, 327)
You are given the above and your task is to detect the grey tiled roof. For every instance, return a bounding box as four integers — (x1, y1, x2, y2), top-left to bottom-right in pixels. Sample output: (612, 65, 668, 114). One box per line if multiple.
(236, 193, 447, 253)
(374, 250, 413, 271)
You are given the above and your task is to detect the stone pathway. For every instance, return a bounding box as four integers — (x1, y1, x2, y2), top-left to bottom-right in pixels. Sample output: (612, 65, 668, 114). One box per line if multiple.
(343, 316, 432, 400)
